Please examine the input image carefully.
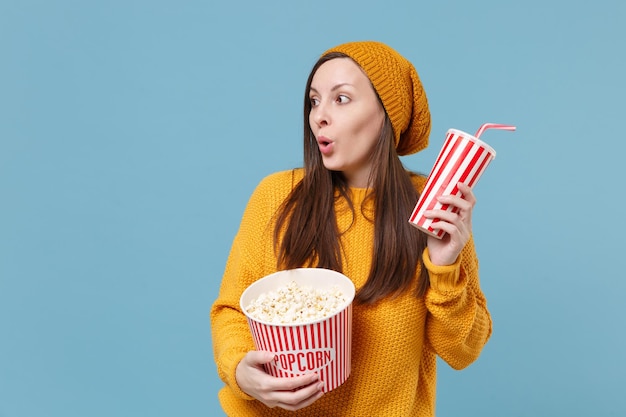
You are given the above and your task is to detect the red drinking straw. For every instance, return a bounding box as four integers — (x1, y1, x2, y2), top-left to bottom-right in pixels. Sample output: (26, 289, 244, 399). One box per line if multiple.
(474, 123, 516, 139)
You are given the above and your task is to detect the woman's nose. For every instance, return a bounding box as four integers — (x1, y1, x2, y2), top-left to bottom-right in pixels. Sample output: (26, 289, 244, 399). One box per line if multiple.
(312, 103, 330, 127)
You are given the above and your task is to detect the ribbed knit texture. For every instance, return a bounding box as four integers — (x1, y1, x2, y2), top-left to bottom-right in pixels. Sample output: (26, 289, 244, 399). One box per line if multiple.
(323, 41, 431, 156)
(210, 169, 492, 416)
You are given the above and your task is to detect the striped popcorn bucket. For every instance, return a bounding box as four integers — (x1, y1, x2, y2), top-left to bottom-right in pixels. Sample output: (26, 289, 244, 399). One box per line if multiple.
(240, 268, 355, 392)
(409, 129, 496, 238)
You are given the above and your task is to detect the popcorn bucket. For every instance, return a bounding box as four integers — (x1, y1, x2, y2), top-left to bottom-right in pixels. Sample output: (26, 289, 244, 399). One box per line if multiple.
(240, 268, 355, 392)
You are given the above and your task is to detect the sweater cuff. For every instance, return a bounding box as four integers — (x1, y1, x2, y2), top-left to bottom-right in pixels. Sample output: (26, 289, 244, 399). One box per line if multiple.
(423, 248, 463, 293)
(224, 349, 256, 401)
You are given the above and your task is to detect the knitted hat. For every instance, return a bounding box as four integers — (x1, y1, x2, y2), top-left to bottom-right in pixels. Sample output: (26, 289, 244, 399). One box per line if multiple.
(322, 41, 431, 155)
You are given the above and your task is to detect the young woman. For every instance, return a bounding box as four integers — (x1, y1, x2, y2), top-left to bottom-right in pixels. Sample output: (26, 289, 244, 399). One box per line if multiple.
(210, 41, 492, 416)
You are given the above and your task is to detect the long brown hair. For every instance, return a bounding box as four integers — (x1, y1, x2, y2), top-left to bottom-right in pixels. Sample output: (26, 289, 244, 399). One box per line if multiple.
(274, 52, 429, 304)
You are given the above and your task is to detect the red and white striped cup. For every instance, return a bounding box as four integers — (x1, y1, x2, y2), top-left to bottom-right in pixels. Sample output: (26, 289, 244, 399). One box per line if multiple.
(240, 268, 355, 392)
(409, 129, 496, 238)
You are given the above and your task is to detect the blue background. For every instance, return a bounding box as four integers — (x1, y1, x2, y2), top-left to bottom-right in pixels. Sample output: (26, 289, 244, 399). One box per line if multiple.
(1, 0, 624, 416)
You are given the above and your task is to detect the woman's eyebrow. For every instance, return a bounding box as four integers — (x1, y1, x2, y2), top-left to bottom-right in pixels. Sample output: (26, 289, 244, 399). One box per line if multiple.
(309, 83, 354, 94)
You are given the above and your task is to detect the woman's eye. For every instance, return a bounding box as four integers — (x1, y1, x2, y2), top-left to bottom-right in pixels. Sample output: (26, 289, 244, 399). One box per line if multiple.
(337, 95, 350, 104)
(310, 97, 319, 106)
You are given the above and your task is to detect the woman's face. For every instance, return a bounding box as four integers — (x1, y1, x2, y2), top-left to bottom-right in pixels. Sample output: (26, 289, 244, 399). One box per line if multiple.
(308, 58, 385, 188)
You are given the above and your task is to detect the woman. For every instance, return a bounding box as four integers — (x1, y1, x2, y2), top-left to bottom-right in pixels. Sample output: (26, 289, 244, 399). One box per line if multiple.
(210, 40, 492, 416)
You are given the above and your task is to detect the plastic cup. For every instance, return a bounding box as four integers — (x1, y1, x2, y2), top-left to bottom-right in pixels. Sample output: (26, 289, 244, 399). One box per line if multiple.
(240, 268, 355, 392)
(409, 128, 496, 239)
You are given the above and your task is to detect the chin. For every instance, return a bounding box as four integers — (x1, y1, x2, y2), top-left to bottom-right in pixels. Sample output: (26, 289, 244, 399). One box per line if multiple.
(322, 162, 344, 173)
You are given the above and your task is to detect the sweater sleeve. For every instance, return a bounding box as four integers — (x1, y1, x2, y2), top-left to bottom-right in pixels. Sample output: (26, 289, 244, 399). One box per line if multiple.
(210, 172, 292, 400)
(423, 236, 492, 370)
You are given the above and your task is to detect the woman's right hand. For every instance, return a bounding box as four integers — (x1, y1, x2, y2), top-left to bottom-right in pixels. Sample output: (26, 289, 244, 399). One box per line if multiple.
(235, 351, 325, 411)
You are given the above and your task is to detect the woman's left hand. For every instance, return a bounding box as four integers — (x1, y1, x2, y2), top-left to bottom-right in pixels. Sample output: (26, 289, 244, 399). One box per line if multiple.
(424, 182, 476, 266)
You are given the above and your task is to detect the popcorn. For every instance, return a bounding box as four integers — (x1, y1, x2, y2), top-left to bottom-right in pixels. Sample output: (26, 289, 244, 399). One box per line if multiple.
(245, 280, 346, 324)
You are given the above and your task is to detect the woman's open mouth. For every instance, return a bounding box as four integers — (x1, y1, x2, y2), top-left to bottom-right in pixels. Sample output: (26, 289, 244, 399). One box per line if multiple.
(317, 136, 334, 155)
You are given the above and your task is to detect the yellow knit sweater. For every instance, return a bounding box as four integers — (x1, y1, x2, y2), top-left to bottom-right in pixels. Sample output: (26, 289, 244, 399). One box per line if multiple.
(210, 169, 492, 416)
